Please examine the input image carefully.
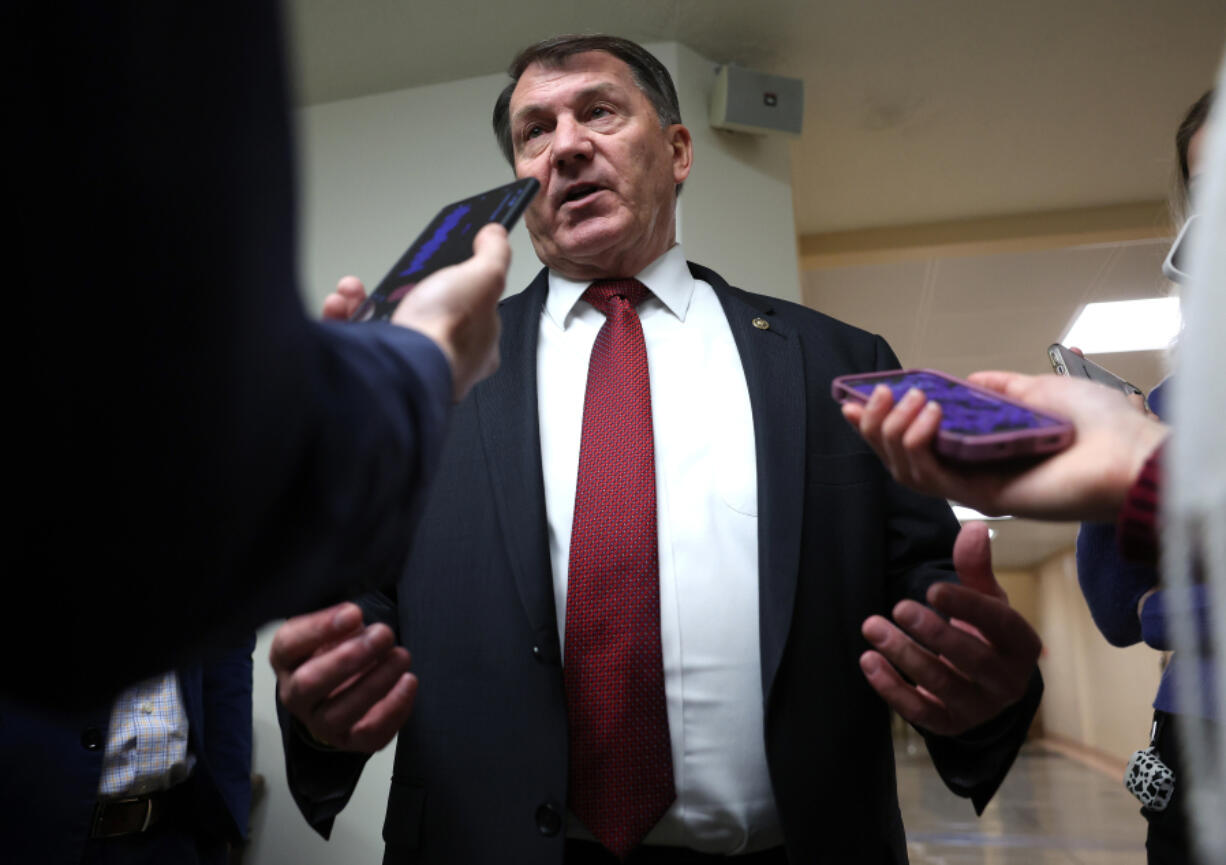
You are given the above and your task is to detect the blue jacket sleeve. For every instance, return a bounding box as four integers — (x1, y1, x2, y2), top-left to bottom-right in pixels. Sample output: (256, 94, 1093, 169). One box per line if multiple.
(1140, 585, 1213, 652)
(1075, 522, 1157, 647)
(7, 1, 454, 706)
(198, 639, 258, 841)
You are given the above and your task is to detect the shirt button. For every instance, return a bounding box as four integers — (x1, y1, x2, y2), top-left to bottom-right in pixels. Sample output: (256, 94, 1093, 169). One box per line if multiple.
(535, 801, 562, 836)
(140, 702, 154, 715)
(80, 727, 104, 751)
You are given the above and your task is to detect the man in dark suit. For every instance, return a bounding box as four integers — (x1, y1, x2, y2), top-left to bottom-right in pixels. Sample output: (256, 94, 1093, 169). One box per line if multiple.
(271, 35, 1043, 864)
(0, 643, 254, 864)
(5, 1, 511, 709)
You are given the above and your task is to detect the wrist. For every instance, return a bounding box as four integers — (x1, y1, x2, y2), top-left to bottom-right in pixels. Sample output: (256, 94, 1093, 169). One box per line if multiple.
(1117, 440, 1167, 563)
(1125, 419, 1169, 497)
(293, 716, 337, 751)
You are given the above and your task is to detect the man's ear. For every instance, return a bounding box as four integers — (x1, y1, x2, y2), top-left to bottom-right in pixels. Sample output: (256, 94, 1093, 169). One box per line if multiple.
(668, 124, 694, 185)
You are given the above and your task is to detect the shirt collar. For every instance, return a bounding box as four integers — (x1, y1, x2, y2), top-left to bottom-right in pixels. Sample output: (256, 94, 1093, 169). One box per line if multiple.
(543, 244, 695, 328)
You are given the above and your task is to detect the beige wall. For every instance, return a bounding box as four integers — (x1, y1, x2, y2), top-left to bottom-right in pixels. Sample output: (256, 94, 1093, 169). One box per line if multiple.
(1032, 548, 1163, 764)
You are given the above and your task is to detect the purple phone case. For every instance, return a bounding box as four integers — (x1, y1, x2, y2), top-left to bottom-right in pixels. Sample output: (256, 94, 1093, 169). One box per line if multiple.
(831, 368, 1074, 462)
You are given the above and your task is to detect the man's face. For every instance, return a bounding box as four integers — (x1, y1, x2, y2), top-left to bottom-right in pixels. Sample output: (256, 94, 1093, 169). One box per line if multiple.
(507, 51, 693, 280)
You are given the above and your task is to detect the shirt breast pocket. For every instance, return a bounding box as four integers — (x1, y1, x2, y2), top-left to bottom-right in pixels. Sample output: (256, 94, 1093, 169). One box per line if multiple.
(717, 459, 759, 517)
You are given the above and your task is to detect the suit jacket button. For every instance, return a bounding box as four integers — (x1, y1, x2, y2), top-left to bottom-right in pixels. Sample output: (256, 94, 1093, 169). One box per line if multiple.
(752, 316, 770, 330)
(535, 801, 562, 836)
(532, 645, 544, 663)
(81, 726, 103, 751)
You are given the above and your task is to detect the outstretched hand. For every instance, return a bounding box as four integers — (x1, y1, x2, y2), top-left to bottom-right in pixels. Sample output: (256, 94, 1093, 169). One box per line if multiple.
(842, 371, 1168, 523)
(270, 602, 416, 753)
(860, 522, 1041, 736)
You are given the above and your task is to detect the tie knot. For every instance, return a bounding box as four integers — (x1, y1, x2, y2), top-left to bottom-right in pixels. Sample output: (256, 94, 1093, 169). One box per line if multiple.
(583, 279, 650, 317)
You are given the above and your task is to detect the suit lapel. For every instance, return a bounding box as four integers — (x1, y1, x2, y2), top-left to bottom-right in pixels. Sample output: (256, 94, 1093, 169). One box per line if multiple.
(693, 263, 806, 702)
(473, 270, 561, 660)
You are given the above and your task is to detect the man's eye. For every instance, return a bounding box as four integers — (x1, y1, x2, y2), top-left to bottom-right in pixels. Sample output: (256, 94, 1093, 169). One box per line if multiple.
(590, 106, 610, 119)
(525, 125, 543, 139)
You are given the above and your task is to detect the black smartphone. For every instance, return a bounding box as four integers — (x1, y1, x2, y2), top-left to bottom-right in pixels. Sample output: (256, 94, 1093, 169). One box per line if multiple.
(350, 177, 540, 323)
(1047, 343, 1143, 397)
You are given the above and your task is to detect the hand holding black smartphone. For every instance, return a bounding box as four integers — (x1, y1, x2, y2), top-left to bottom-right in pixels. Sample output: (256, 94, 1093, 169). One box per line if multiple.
(350, 178, 539, 323)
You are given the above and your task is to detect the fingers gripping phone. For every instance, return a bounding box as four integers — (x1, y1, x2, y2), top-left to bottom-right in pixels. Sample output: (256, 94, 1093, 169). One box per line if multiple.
(1047, 344, 1143, 397)
(350, 177, 540, 323)
(831, 368, 1075, 463)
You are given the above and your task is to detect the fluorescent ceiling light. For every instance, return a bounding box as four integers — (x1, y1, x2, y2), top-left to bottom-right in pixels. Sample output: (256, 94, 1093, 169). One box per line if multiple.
(951, 505, 1011, 522)
(1061, 298, 1182, 354)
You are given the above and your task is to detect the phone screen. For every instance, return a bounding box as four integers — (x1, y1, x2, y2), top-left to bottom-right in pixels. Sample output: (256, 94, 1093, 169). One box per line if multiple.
(351, 177, 539, 323)
(839, 371, 1065, 435)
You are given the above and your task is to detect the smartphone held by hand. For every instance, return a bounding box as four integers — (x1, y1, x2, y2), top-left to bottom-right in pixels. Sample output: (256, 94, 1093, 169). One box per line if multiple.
(832, 368, 1075, 463)
(1047, 343, 1143, 397)
(350, 178, 539, 323)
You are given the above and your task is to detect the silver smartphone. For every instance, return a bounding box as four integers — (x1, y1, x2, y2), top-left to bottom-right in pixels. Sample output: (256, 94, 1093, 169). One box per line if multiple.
(1047, 343, 1143, 397)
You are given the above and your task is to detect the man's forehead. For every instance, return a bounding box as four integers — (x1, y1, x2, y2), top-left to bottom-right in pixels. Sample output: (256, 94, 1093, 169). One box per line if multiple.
(510, 51, 637, 111)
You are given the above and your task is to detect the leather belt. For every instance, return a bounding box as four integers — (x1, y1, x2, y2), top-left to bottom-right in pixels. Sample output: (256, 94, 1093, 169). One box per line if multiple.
(90, 790, 176, 839)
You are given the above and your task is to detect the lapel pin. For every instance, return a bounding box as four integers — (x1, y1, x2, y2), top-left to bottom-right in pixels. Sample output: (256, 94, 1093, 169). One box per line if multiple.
(752, 316, 770, 331)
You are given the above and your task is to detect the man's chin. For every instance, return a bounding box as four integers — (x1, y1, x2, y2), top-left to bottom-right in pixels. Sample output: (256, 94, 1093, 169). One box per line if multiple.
(548, 220, 633, 273)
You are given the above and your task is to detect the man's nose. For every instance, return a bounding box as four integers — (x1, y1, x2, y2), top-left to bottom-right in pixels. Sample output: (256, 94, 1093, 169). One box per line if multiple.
(551, 115, 593, 167)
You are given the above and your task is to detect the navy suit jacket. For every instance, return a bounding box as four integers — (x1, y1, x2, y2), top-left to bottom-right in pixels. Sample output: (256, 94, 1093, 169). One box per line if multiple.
(8, 1, 453, 707)
(0, 642, 254, 865)
(280, 264, 1042, 864)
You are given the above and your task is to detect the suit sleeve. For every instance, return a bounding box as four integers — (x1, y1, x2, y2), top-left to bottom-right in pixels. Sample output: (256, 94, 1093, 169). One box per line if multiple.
(7, 1, 452, 706)
(200, 638, 257, 841)
(275, 590, 400, 837)
(868, 336, 1043, 813)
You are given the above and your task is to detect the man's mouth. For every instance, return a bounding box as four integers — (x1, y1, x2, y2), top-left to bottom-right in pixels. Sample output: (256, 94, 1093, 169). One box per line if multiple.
(560, 184, 604, 207)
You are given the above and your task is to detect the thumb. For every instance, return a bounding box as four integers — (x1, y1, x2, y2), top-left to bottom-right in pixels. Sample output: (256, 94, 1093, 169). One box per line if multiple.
(952, 521, 1006, 601)
(470, 222, 511, 273)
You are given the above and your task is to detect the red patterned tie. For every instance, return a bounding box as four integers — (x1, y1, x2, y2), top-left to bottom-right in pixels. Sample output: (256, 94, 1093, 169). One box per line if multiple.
(565, 279, 675, 859)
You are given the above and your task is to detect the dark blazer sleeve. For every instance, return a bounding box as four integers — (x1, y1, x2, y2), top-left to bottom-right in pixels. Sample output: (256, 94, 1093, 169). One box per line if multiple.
(865, 336, 1042, 814)
(276, 590, 400, 838)
(198, 639, 257, 841)
(8, 2, 453, 706)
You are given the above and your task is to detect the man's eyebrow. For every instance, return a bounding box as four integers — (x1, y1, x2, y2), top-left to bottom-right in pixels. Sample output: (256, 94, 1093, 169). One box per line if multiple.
(511, 82, 622, 125)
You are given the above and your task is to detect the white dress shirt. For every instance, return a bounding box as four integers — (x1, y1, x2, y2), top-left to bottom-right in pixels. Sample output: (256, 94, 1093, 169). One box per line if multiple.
(537, 244, 782, 854)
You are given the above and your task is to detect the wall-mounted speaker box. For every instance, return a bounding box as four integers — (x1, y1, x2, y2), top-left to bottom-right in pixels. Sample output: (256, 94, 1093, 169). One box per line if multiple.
(709, 65, 804, 136)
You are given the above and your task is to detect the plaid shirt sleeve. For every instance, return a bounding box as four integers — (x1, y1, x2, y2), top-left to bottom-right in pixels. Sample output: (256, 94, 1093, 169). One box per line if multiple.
(1116, 441, 1164, 565)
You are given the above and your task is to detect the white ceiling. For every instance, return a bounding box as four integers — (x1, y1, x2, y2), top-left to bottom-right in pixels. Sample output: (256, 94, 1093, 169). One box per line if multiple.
(803, 239, 1173, 385)
(284, 1, 1222, 567)
(286, 0, 1226, 233)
